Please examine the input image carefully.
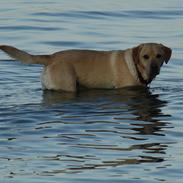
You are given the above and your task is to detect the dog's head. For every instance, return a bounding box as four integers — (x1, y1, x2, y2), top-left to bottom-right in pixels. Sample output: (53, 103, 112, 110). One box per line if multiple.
(132, 43, 172, 85)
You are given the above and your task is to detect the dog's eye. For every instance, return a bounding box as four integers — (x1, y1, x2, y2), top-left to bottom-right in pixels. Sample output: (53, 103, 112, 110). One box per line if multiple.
(143, 54, 149, 60)
(156, 54, 162, 58)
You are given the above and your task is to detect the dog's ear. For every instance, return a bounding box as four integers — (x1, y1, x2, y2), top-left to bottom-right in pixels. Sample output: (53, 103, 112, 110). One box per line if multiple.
(160, 44, 172, 64)
(132, 44, 144, 64)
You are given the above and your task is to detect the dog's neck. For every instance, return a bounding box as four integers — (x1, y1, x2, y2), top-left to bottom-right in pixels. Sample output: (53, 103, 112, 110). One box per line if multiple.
(134, 63, 148, 85)
(124, 49, 147, 86)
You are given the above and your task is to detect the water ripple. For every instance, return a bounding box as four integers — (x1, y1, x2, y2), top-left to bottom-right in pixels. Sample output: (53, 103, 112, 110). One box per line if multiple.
(0, 25, 60, 31)
(31, 10, 183, 20)
(0, 1, 183, 183)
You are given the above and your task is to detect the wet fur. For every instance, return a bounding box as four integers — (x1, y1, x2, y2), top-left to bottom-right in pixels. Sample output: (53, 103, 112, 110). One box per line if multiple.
(0, 43, 172, 92)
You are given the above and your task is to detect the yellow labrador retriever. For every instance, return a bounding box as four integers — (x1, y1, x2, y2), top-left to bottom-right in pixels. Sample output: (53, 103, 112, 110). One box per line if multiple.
(0, 43, 171, 92)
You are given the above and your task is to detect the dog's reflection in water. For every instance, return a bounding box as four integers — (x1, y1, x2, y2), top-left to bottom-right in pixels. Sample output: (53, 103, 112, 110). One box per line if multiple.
(42, 86, 169, 135)
(41, 86, 171, 169)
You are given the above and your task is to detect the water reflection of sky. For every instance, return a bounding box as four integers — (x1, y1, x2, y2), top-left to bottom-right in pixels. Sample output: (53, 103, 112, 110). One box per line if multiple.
(0, 0, 183, 182)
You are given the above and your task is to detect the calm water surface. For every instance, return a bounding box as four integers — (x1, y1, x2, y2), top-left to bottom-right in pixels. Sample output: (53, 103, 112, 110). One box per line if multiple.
(0, 1, 183, 183)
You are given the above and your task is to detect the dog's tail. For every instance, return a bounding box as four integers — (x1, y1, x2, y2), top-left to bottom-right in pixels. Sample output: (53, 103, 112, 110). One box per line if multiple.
(0, 45, 52, 66)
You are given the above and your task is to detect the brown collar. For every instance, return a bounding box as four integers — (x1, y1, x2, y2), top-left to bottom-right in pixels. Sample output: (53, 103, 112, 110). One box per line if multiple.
(134, 63, 148, 85)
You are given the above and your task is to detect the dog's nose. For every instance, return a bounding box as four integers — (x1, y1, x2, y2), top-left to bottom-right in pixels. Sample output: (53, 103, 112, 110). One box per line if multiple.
(151, 63, 159, 75)
(148, 63, 160, 84)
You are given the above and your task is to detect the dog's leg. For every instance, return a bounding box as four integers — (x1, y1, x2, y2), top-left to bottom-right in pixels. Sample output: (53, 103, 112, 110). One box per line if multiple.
(44, 62, 77, 92)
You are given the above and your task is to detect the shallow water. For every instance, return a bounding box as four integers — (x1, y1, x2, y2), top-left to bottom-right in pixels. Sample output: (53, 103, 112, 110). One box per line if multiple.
(0, 1, 183, 183)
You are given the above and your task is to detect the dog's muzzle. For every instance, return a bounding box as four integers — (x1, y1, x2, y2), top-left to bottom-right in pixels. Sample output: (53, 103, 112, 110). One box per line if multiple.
(148, 63, 160, 83)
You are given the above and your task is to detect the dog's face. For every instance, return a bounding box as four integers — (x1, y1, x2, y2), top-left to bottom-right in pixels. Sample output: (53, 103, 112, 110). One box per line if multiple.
(133, 43, 172, 84)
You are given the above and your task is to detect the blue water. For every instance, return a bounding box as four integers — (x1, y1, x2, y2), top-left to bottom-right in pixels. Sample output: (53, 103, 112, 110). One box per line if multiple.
(0, 1, 183, 183)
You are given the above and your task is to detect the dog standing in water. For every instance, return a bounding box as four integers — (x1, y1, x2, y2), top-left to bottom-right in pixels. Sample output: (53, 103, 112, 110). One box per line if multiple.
(0, 43, 171, 92)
